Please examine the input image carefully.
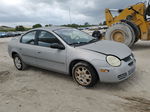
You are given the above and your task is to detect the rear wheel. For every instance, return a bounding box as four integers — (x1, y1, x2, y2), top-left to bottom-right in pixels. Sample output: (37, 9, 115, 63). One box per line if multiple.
(13, 54, 27, 70)
(72, 62, 98, 87)
(105, 22, 135, 47)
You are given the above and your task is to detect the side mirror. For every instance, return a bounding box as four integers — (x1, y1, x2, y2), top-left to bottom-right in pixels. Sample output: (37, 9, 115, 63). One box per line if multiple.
(50, 43, 65, 50)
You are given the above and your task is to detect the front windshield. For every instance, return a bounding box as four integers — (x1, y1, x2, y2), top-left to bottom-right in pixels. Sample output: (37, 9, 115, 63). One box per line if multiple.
(54, 28, 98, 46)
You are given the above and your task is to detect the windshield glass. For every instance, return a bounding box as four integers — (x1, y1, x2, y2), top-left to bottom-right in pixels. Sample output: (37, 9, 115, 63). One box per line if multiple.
(54, 28, 98, 46)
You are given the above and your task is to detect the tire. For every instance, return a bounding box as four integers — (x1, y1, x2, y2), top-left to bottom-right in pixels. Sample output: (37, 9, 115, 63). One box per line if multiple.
(92, 31, 102, 39)
(105, 22, 135, 47)
(13, 54, 27, 70)
(72, 62, 98, 87)
(121, 20, 140, 44)
(134, 37, 139, 44)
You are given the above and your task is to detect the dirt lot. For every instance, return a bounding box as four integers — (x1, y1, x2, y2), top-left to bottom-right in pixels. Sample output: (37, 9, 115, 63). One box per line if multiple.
(0, 37, 150, 112)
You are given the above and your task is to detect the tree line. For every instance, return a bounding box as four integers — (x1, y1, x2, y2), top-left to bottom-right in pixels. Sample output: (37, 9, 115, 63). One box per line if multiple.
(15, 22, 106, 31)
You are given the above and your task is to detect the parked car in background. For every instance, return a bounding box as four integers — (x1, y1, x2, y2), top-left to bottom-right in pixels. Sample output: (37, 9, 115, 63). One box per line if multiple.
(6, 32, 15, 37)
(78, 28, 85, 30)
(13, 32, 22, 36)
(0, 32, 3, 38)
(0, 32, 22, 38)
(17, 32, 24, 36)
(0, 32, 7, 38)
(8, 27, 136, 87)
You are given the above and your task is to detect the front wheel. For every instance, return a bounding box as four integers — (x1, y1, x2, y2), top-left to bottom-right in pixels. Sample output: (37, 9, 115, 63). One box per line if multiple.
(13, 54, 27, 70)
(72, 62, 98, 87)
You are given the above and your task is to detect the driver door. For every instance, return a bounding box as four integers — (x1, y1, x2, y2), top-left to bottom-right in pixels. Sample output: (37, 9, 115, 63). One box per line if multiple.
(34, 30, 67, 73)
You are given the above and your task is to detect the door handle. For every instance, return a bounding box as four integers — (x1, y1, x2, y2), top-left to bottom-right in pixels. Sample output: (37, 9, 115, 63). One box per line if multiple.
(19, 48, 22, 50)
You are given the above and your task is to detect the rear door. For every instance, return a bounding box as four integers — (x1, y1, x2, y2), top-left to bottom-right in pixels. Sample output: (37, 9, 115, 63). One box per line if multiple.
(34, 30, 67, 73)
(19, 31, 38, 65)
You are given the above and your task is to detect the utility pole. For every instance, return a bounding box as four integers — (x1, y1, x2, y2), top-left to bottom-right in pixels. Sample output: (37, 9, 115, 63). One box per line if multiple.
(69, 7, 72, 24)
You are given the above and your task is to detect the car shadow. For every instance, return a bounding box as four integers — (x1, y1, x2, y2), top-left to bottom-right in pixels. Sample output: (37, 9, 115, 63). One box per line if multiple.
(27, 66, 73, 82)
(94, 71, 139, 91)
(26, 66, 139, 91)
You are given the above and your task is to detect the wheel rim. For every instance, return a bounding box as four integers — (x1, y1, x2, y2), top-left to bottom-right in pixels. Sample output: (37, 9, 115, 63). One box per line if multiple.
(14, 57, 22, 69)
(112, 30, 125, 43)
(74, 66, 92, 86)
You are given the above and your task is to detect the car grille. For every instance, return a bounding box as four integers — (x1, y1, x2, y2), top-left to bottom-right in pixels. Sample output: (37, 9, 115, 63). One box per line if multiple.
(123, 55, 132, 62)
(118, 68, 135, 80)
(118, 73, 127, 80)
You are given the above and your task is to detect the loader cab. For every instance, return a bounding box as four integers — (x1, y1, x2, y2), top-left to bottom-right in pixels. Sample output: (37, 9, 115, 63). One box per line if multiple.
(108, 9, 123, 17)
(146, 5, 150, 15)
(118, 9, 123, 13)
(145, 2, 150, 20)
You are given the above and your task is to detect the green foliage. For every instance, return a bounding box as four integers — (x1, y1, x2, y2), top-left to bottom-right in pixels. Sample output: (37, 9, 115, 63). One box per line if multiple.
(62, 23, 94, 28)
(99, 22, 103, 26)
(45, 24, 52, 27)
(62, 24, 79, 28)
(0, 26, 31, 32)
(0, 29, 15, 32)
(45, 25, 49, 27)
(24, 27, 32, 31)
(32, 24, 42, 28)
(84, 22, 89, 26)
(15, 26, 25, 31)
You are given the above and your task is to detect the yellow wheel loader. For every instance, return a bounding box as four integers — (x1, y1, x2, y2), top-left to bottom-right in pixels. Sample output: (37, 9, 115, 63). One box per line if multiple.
(104, 1, 150, 47)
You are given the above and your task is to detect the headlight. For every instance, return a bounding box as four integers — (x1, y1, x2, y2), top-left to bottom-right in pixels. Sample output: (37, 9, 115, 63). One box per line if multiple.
(106, 55, 121, 67)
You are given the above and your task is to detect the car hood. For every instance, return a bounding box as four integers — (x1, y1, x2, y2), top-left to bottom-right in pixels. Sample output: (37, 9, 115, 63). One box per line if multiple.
(79, 40, 131, 59)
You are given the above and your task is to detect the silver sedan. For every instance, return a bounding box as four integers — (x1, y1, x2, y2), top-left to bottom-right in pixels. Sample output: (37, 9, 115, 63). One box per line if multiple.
(8, 27, 136, 87)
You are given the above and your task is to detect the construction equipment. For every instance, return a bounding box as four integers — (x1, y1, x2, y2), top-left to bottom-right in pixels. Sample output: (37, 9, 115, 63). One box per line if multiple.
(105, 1, 150, 47)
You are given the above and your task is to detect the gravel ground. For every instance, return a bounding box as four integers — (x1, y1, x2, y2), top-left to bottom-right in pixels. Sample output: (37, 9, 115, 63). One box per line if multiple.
(0, 37, 150, 112)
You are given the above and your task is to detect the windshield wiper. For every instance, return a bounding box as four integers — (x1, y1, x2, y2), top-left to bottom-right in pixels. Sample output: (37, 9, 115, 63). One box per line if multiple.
(69, 39, 99, 46)
(88, 38, 99, 43)
(69, 42, 88, 46)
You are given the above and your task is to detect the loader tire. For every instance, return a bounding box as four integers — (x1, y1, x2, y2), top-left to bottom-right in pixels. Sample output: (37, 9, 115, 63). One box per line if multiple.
(105, 22, 135, 47)
(121, 20, 140, 43)
(134, 37, 139, 43)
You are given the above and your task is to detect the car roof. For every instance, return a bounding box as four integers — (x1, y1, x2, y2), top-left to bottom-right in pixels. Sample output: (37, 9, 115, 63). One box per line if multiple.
(30, 26, 73, 32)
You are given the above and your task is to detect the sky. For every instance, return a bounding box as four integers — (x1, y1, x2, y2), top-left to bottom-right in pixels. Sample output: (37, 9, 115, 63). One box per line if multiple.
(0, 0, 145, 27)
